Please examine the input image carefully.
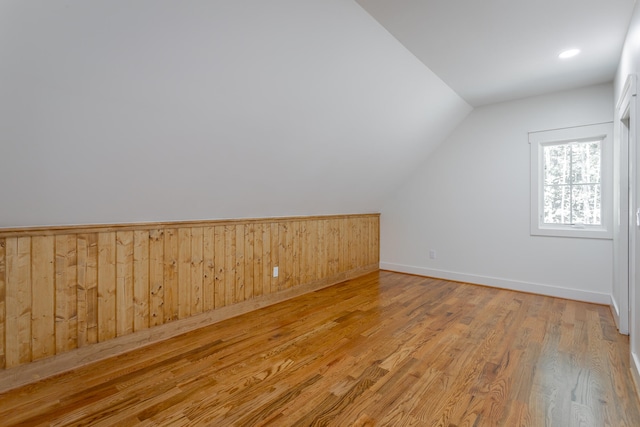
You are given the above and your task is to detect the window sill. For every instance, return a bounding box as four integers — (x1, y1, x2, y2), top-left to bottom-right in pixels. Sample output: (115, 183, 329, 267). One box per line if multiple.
(531, 225, 612, 239)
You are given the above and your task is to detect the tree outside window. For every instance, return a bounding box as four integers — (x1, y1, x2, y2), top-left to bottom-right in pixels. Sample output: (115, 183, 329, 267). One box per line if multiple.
(543, 139, 601, 226)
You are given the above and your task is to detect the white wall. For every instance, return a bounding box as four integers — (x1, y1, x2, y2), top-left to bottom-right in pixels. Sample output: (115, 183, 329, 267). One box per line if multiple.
(381, 83, 614, 304)
(615, 0, 640, 394)
(0, 0, 471, 227)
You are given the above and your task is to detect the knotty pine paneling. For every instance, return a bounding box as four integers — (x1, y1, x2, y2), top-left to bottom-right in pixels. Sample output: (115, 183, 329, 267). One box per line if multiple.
(0, 214, 379, 372)
(31, 236, 55, 360)
(0, 238, 5, 369)
(133, 230, 150, 332)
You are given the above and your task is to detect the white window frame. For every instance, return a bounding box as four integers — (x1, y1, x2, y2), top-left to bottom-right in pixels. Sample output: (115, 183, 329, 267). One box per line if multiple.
(529, 122, 613, 239)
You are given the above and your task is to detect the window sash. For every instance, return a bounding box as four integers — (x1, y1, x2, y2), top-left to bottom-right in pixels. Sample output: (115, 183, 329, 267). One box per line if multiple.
(529, 122, 613, 239)
(542, 139, 602, 226)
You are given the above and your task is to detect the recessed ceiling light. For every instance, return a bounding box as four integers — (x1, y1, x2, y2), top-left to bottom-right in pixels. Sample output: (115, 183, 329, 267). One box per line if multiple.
(559, 49, 581, 59)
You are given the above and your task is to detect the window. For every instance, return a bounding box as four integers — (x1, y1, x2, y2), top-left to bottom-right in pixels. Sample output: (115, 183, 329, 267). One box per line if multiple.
(529, 122, 613, 239)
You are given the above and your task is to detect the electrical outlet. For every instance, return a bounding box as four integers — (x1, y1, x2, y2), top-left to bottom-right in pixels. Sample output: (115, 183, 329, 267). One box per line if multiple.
(429, 250, 437, 260)
(273, 266, 279, 277)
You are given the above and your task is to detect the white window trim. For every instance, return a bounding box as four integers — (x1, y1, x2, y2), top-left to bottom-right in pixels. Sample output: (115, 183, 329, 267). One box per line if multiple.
(529, 122, 613, 239)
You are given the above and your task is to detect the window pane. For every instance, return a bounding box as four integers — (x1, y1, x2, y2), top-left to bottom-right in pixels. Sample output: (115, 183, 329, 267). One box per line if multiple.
(572, 184, 601, 225)
(543, 185, 571, 224)
(571, 141, 601, 184)
(543, 145, 570, 185)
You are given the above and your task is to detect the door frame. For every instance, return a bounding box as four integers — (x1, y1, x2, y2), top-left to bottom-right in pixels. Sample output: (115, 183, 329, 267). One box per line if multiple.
(615, 75, 635, 335)
(617, 74, 640, 390)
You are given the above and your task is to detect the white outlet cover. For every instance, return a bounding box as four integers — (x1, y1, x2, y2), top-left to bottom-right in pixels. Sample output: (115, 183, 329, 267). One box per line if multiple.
(273, 266, 279, 277)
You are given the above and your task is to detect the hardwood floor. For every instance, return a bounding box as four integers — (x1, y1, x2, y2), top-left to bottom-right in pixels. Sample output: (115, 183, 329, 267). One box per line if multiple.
(0, 271, 638, 426)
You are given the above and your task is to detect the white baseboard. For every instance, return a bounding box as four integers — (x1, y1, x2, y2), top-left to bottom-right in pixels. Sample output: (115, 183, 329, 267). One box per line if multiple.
(610, 295, 630, 335)
(611, 294, 621, 319)
(631, 351, 640, 398)
(379, 262, 611, 305)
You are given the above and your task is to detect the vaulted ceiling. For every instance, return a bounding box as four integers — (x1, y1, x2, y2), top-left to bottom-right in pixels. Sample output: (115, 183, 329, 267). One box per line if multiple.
(0, 1, 471, 226)
(356, 0, 636, 106)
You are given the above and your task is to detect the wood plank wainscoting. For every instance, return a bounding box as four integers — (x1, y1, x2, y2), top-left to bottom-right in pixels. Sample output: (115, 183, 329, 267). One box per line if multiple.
(0, 214, 379, 392)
